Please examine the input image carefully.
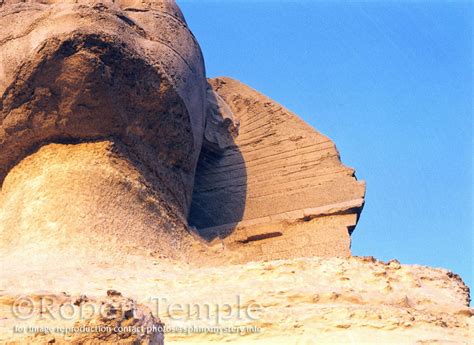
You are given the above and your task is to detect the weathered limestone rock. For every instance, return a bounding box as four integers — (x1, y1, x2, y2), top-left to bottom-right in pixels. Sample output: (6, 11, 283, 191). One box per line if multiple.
(190, 78, 365, 261)
(0, 256, 471, 344)
(0, 0, 210, 260)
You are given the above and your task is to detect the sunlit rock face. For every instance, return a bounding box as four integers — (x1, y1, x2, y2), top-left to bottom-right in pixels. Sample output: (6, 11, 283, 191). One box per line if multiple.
(0, 141, 210, 261)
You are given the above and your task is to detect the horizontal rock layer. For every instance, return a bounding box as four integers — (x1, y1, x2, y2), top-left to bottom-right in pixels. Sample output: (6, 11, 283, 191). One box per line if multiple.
(190, 77, 366, 260)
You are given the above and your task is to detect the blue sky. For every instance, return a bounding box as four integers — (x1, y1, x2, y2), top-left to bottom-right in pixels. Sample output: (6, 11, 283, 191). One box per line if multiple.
(178, 1, 473, 287)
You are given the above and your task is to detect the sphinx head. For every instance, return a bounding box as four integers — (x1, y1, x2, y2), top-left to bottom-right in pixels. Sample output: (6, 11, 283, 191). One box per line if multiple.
(0, 0, 365, 265)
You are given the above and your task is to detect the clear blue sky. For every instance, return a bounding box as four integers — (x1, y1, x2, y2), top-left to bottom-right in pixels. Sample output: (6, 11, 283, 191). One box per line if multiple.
(178, 0, 473, 288)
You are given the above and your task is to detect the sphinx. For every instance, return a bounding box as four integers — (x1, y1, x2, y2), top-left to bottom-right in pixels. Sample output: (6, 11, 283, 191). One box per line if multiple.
(0, 0, 365, 265)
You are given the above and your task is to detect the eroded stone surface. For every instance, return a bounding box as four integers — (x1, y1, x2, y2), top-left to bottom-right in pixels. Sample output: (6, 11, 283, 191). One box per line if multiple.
(0, 0, 207, 214)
